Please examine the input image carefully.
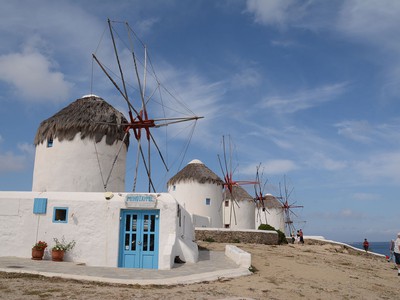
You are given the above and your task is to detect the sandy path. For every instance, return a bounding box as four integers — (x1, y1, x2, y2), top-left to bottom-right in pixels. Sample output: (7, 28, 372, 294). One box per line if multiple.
(0, 241, 398, 299)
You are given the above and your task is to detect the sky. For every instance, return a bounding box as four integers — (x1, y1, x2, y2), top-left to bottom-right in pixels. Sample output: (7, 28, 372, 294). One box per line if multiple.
(1, 0, 400, 243)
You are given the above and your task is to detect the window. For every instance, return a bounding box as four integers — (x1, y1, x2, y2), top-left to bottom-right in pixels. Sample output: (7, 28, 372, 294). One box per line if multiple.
(224, 224, 230, 228)
(33, 198, 47, 214)
(47, 138, 53, 148)
(172, 185, 176, 191)
(224, 200, 229, 207)
(53, 207, 68, 223)
(205, 198, 211, 205)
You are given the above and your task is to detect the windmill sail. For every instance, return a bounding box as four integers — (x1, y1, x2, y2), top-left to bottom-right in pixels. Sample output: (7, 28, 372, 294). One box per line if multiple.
(92, 19, 203, 192)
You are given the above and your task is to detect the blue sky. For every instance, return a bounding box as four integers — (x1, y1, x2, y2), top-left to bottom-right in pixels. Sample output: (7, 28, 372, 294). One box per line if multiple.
(1, 0, 400, 243)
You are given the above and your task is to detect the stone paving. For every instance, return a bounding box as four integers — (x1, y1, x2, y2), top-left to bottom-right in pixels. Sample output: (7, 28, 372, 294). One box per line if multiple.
(0, 250, 252, 285)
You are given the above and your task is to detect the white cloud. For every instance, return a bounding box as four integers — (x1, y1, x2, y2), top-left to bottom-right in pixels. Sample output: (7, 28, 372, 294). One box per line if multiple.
(353, 152, 400, 184)
(336, 1, 400, 99)
(17, 143, 35, 156)
(262, 159, 298, 174)
(335, 120, 400, 145)
(0, 49, 72, 103)
(335, 120, 373, 143)
(306, 152, 347, 171)
(245, 0, 306, 28)
(352, 193, 381, 201)
(231, 67, 262, 89)
(260, 82, 348, 114)
(0, 138, 33, 173)
(336, 0, 400, 51)
(135, 18, 160, 36)
(0, 151, 26, 173)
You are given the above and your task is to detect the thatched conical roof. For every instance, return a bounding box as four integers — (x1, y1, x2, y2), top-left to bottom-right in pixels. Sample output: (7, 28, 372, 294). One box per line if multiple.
(224, 185, 254, 202)
(34, 95, 129, 147)
(264, 194, 283, 209)
(167, 159, 224, 186)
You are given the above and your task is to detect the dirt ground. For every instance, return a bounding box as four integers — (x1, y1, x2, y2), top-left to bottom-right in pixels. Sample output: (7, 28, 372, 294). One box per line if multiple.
(0, 241, 398, 299)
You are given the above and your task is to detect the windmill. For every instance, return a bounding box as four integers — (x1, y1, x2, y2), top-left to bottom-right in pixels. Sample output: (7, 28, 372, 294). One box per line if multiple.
(217, 135, 257, 227)
(277, 175, 304, 236)
(92, 19, 203, 192)
(253, 163, 270, 226)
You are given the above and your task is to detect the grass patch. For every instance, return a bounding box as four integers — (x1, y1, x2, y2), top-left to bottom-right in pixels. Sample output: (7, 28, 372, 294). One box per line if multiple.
(248, 265, 258, 273)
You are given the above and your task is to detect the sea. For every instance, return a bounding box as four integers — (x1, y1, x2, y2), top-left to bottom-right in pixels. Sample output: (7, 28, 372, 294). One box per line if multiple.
(346, 241, 391, 257)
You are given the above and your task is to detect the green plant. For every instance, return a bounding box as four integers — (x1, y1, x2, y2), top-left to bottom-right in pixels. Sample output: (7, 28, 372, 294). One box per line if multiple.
(203, 237, 215, 242)
(52, 236, 76, 252)
(258, 224, 275, 231)
(276, 229, 288, 245)
(32, 241, 48, 250)
(258, 224, 288, 245)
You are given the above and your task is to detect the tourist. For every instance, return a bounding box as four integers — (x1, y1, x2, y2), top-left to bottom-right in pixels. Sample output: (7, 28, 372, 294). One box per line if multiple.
(388, 239, 395, 262)
(363, 238, 369, 252)
(394, 233, 400, 276)
(291, 232, 295, 244)
(299, 229, 304, 244)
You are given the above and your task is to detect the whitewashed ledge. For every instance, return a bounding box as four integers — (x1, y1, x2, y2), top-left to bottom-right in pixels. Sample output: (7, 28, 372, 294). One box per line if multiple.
(225, 245, 251, 268)
(304, 236, 386, 258)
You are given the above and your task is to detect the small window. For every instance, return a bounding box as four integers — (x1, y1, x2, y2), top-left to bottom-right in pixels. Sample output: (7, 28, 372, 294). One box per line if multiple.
(47, 138, 53, 148)
(53, 207, 68, 223)
(224, 200, 229, 207)
(33, 198, 47, 214)
(173, 185, 176, 191)
(205, 198, 211, 205)
(224, 224, 230, 228)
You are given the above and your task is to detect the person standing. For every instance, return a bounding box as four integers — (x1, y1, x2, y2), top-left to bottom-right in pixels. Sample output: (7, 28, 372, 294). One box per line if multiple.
(394, 233, 400, 276)
(299, 229, 304, 244)
(388, 239, 395, 262)
(363, 238, 369, 252)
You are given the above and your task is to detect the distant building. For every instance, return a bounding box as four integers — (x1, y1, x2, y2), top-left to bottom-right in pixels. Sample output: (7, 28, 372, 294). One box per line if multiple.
(168, 159, 285, 233)
(255, 194, 285, 232)
(223, 185, 255, 230)
(168, 159, 224, 228)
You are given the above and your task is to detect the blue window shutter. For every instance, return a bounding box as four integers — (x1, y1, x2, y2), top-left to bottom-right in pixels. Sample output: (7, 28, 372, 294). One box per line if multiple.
(33, 198, 47, 214)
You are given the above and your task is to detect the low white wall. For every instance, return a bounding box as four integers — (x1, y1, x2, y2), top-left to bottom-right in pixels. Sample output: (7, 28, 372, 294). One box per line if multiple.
(225, 245, 251, 268)
(0, 191, 198, 269)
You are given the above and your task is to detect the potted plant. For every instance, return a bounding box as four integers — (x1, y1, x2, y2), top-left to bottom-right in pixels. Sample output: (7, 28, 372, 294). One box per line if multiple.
(32, 241, 48, 260)
(51, 237, 76, 262)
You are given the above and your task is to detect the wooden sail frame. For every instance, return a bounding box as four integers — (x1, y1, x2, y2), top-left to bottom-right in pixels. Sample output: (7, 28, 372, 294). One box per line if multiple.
(92, 19, 203, 192)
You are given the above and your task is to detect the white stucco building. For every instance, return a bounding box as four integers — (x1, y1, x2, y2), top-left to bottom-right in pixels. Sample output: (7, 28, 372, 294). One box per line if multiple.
(223, 185, 255, 230)
(255, 194, 285, 232)
(0, 95, 198, 269)
(32, 95, 128, 193)
(0, 191, 197, 269)
(167, 159, 224, 228)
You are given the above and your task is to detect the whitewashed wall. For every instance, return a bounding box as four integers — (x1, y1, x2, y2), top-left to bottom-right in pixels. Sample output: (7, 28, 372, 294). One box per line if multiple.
(32, 133, 127, 193)
(168, 181, 223, 228)
(0, 191, 197, 269)
(224, 199, 255, 230)
(255, 207, 285, 233)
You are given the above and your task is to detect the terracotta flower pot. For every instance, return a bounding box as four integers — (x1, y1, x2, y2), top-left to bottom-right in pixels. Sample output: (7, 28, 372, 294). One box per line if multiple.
(51, 249, 65, 262)
(31, 248, 45, 260)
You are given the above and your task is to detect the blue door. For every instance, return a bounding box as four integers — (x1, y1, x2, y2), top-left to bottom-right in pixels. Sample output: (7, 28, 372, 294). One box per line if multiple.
(119, 210, 159, 269)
